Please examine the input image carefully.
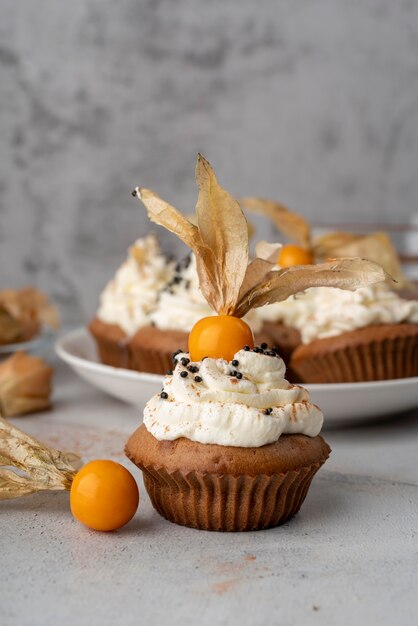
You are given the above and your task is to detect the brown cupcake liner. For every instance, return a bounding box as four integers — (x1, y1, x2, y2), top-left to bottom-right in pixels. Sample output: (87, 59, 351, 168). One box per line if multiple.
(129, 326, 189, 374)
(129, 344, 177, 375)
(260, 321, 302, 364)
(89, 321, 132, 369)
(137, 460, 325, 532)
(291, 333, 418, 383)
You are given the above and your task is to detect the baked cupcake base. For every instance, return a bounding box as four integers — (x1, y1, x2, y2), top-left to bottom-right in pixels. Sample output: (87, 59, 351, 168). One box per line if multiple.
(290, 323, 418, 383)
(129, 325, 189, 374)
(126, 425, 331, 532)
(260, 321, 302, 364)
(88, 318, 131, 369)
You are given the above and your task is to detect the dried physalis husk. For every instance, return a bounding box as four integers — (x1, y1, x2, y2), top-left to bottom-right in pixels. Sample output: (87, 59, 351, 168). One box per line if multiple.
(135, 154, 249, 314)
(0, 416, 80, 500)
(241, 199, 410, 288)
(313, 231, 413, 290)
(0, 288, 60, 345)
(0, 309, 25, 345)
(0, 352, 53, 417)
(239, 197, 312, 248)
(134, 155, 390, 318)
(235, 257, 389, 318)
(186, 212, 256, 240)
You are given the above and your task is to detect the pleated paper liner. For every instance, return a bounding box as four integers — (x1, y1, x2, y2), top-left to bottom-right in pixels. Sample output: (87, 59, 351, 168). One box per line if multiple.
(88, 318, 132, 369)
(260, 321, 302, 365)
(129, 326, 189, 375)
(290, 323, 418, 383)
(139, 461, 326, 531)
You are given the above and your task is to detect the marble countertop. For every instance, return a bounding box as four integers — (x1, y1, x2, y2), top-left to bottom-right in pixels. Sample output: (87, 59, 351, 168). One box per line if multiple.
(2, 365, 418, 626)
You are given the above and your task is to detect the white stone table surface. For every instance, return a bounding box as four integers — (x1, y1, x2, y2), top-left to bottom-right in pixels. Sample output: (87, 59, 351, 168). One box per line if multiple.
(1, 363, 418, 626)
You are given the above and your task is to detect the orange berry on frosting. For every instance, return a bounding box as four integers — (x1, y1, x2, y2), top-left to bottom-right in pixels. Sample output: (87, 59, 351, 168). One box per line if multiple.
(189, 315, 254, 362)
(70, 460, 139, 532)
(278, 244, 314, 267)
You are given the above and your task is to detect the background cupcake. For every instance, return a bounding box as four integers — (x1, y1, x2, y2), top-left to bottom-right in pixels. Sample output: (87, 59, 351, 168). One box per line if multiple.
(89, 235, 173, 369)
(263, 282, 418, 383)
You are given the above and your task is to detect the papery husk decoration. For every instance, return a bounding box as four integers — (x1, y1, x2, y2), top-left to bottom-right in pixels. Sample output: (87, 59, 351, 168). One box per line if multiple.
(0, 415, 80, 500)
(134, 155, 389, 318)
(0, 287, 60, 345)
(240, 197, 412, 290)
(313, 231, 413, 289)
(0, 352, 53, 417)
(240, 197, 311, 248)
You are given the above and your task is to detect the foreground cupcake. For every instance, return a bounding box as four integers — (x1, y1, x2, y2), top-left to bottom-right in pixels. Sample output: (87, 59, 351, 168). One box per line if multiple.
(126, 346, 330, 531)
(89, 235, 173, 369)
(126, 154, 386, 531)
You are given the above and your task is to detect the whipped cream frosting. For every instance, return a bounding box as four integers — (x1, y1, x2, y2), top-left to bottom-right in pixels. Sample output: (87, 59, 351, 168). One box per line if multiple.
(97, 235, 173, 335)
(150, 253, 262, 334)
(144, 348, 323, 447)
(258, 283, 418, 344)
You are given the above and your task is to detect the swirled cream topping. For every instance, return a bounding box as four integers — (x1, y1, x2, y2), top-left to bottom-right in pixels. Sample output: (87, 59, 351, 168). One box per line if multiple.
(150, 253, 262, 334)
(97, 236, 174, 335)
(258, 283, 418, 344)
(144, 348, 323, 447)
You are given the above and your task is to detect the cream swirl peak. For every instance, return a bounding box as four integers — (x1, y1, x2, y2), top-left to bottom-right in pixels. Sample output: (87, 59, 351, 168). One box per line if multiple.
(143, 348, 323, 447)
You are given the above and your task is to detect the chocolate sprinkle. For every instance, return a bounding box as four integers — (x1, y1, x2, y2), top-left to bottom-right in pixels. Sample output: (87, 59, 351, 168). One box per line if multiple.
(194, 376, 203, 383)
(181, 357, 190, 366)
(263, 408, 273, 415)
(166, 370, 173, 376)
(235, 372, 243, 379)
(160, 391, 168, 399)
(243, 345, 250, 351)
(180, 371, 188, 378)
(261, 342, 268, 350)
(231, 359, 239, 367)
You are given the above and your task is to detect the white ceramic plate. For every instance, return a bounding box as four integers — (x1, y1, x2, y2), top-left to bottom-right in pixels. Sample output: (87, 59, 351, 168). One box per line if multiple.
(56, 327, 418, 427)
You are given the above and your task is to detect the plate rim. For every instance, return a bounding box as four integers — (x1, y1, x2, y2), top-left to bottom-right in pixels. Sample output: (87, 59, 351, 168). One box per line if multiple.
(56, 326, 418, 391)
(0, 327, 53, 354)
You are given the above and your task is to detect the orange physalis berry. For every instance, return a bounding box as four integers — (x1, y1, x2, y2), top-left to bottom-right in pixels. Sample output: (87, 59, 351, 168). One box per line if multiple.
(189, 315, 254, 362)
(70, 460, 139, 532)
(278, 244, 314, 267)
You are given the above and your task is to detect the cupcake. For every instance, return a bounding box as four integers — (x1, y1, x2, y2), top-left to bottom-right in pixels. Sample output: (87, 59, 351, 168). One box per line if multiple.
(288, 283, 418, 383)
(126, 346, 330, 531)
(126, 153, 387, 531)
(130, 253, 266, 374)
(89, 235, 174, 369)
(241, 197, 417, 376)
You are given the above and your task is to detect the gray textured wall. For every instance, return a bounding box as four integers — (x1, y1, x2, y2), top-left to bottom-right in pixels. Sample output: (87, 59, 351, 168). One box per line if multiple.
(1, 0, 418, 324)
